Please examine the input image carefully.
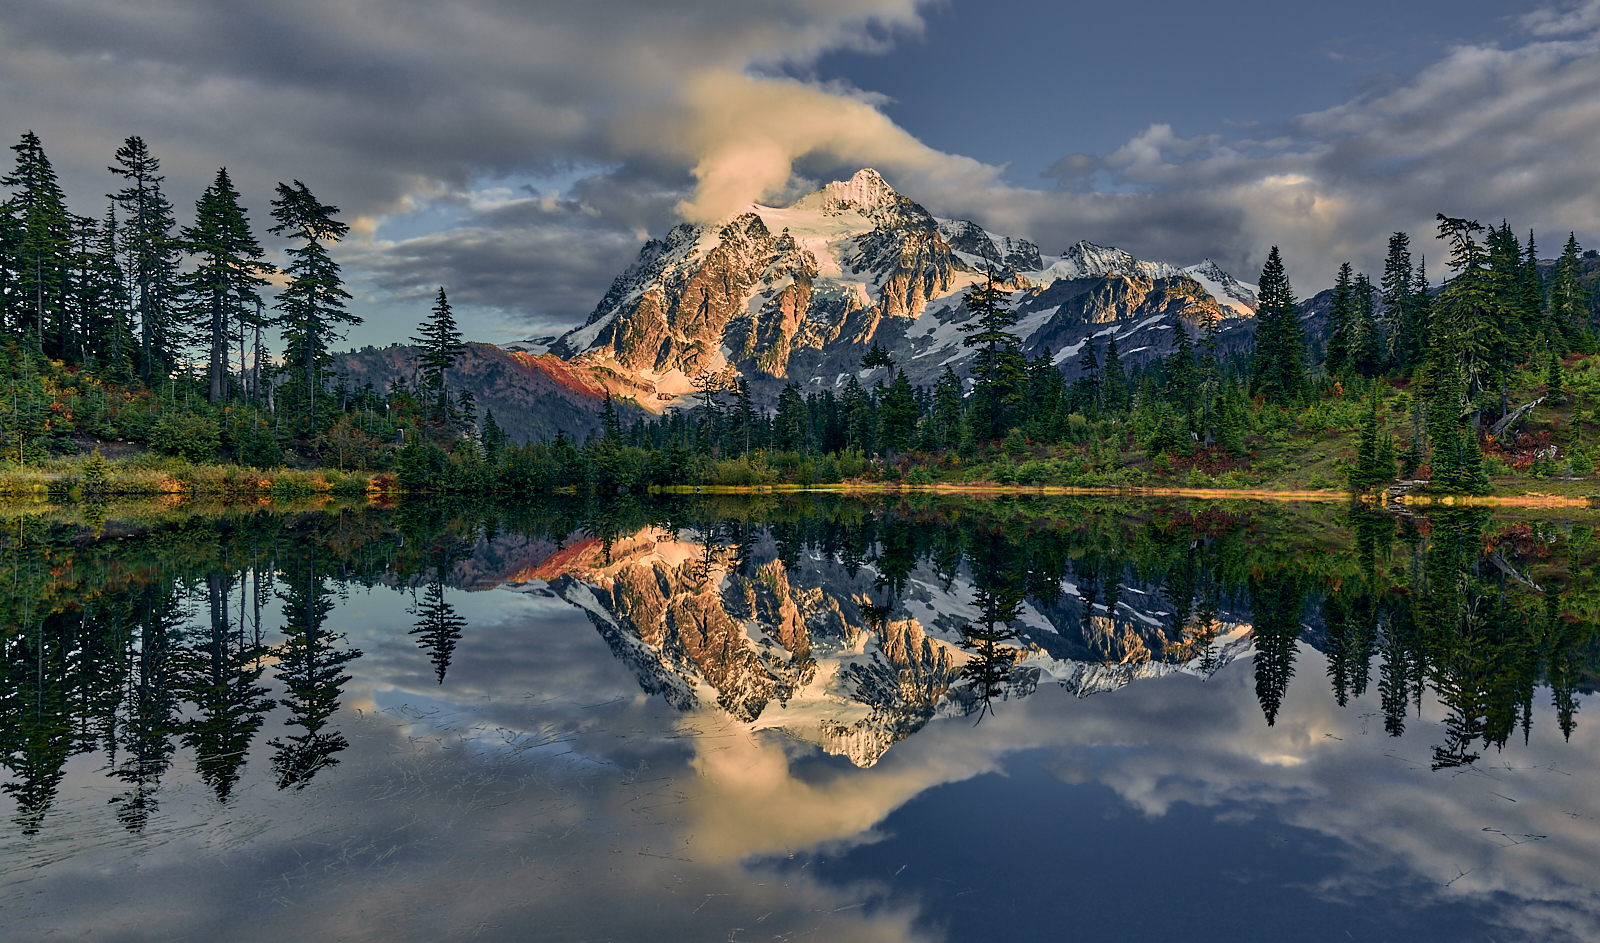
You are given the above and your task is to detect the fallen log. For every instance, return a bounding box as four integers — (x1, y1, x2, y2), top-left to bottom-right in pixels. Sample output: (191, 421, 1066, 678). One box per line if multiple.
(1489, 397, 1545, 439)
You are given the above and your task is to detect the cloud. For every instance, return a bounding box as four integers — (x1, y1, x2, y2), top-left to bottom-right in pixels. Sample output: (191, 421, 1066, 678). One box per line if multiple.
(0, 0, 962, 330)
(973, 8, 1600, 290)
(8, 0, 1600, 335)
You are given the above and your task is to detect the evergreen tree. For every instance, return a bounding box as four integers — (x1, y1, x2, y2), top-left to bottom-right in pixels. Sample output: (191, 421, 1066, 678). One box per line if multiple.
(599, 391, 622, 444)
(729, 378, 757, 455)
(1, 132, 70, 355)
(1326, 262, 1354, 376)
(1102, 334, 1129, 412)
(481, 409, 507, 464)
(1251, 247, 1305, 403)
(1351, 273, 1381, 377)
(269, 551, 359, 789)
(932, 365, 964, 448)
(879, 369, 919, 456)
(409, 579, 467, 684)
(1409, 256, 1433, 374)
(1349, 391, 1389, 491)
(269, 180, 355, 435)
(774, 383, 809, 453)
(108, 137, 181, 383)
(1550, 234, 1591, 352)
(178, 574, 273, 804)
(72, 206, 132, 375)
(1432, 215, 1502, 405)
(1197, 309, 1223, 431)
(1380, 232, 1415, 370)
(1164, 321, 1198, 415)
(410, 286, 465, 422)
(181, 168, 272, 404)
(959, 272, 1026, 438)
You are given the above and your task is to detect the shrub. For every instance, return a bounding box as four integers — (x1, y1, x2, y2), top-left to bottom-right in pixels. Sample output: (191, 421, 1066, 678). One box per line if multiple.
(1016, 460, 1050, 484)
(989, 455, 1017, 484)
(1218, 470, 1253, 489)
(82, 450, 108, 494)
(816, 455, 842, 483)
(149, 412, 220, 464)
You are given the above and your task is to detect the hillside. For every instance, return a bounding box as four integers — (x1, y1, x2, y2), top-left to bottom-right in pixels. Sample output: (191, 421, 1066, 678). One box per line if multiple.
(333, 342, 647, 444)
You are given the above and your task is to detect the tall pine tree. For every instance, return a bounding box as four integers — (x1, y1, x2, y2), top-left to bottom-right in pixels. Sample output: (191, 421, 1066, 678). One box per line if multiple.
(269, 181, 355, 434)
(108, 137, 180, 383)
(411, 286, 465, 423)
(1251, 246, 1305, 403)
(1, 132, 70, 355)
(181, 169, 272, 404)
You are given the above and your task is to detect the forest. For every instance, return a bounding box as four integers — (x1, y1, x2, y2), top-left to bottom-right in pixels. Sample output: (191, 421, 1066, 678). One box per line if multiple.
(4, 130, 1600, 496)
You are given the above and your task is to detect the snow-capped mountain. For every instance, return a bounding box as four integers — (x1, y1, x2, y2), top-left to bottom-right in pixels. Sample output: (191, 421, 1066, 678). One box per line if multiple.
(547, 169, 1259, 409)
(492, 525, 1253, 768)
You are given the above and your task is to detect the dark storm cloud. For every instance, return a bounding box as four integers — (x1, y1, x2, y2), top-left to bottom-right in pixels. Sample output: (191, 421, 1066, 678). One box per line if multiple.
(352, 217, 643, 330)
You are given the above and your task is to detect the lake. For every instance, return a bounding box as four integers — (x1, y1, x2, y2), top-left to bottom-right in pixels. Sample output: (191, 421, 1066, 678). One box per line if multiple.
(2, 494, 1597, 941)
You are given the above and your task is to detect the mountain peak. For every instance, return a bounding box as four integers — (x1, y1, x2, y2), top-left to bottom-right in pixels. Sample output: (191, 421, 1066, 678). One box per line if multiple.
(793, 168, 902, 214)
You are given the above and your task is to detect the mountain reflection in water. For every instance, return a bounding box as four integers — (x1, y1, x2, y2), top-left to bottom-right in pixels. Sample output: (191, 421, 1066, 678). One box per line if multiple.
(1, 495, 1598, 941)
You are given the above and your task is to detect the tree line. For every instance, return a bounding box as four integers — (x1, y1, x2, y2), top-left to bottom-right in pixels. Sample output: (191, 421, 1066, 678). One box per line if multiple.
(6, 126, 1596, 493)
(0, 130, 488, 468)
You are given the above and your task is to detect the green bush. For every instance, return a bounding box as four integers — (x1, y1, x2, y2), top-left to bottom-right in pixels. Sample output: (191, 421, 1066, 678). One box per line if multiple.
(1016, 459, 1050, 484)
(816, 455, 842, 483)
(149, 412, 220, 464)
(1218, 470, 1253, 489)
(990, 455, 1017, 484)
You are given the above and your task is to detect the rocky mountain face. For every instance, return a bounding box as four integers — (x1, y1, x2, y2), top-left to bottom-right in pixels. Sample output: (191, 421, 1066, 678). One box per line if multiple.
(466, 524, 1254, 768)
(547, 169, 1261, 409)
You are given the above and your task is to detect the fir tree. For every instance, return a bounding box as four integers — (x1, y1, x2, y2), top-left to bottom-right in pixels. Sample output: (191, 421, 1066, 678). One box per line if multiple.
(1432, 215, 1501, 404)
(932, 365, 964, 448)
(1551, 234, 1591, 352)
(1380, 232, 1415, 370)
(1326, 262, 1354, 376)
(108, 136, 181, 383)
(1349, 391, 1388, 492)
(410, 286, 465, 422)
(1351, 273, 1381, 377)
(270, 181, 355, 435)
(959, 271, 1026, 438)
(409, 579, 467, 684)
(2, 132, 70, 355)
(1251, 247, 1305, 403)
(1101, 334, 1129, 412)
(481, 409, 506, 464)
(879, 370, 919, 456)
(181, 168, 272, 404)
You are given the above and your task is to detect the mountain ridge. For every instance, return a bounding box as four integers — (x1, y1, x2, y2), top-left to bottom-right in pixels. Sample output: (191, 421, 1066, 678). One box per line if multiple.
(547, 169, 1260, 410)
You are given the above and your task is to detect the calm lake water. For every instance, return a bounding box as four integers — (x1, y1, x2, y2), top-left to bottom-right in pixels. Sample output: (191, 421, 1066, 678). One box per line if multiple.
(2, 495, 1598, 942)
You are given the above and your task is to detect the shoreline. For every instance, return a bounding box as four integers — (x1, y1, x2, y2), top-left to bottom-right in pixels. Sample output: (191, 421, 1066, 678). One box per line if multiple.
(651, 483, 1600, 507)
(2, 467, 1594, 508)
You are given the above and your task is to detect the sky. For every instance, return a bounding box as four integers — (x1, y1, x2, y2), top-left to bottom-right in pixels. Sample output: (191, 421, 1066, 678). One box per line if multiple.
(4, 0, 1600, 348)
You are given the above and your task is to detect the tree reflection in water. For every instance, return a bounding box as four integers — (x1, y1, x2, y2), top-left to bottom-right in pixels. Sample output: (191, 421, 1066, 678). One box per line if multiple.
(0, 495, 1596, 835)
